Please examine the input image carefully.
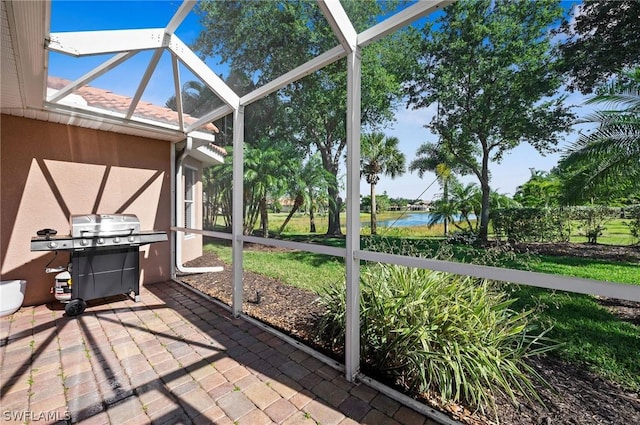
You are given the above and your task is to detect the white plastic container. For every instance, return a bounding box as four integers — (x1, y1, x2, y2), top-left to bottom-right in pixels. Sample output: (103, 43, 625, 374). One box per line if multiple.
(0, 280, 26, 317)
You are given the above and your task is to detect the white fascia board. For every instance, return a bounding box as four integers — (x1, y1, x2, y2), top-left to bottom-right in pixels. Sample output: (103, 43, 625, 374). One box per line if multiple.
(48, 52, 138, 103)
(48, 29, 166, 56)
(168, 35, 240, 109)
(185, 104, 233, 133)
(192, 145, 225, 166)
(6, 0, 48, 108)
(316, 1, 357, 53)
(358, 0, 454, 48)
(43, 101, 184, 137)
(165, 0, 197, 35)
(188, 130, 216, 143)
(240, 45, 346, 106)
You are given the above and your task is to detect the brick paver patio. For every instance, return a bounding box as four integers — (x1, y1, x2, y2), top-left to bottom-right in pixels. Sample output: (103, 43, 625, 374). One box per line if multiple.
(1, 281, 439, 425)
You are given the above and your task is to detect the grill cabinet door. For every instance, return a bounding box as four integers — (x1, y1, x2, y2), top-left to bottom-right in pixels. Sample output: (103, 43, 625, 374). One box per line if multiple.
(72, 247, 140, 300)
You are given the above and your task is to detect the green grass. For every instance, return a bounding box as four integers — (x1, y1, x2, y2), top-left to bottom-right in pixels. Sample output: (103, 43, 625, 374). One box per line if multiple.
(510, 286, 640, 391)
(568, 218, 637, 245)
(203, 243, 345, 292)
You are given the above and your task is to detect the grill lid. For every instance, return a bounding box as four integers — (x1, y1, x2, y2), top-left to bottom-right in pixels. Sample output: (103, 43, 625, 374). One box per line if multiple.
(71, 214, 140, 237)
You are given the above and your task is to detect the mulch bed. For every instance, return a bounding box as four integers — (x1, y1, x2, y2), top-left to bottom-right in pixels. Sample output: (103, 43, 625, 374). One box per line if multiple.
(179, 242, 640, 425)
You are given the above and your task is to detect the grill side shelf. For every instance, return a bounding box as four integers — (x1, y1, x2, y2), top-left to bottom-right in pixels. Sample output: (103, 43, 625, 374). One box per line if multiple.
(30, 237, 74, 251)
(30, 231, 167, 252)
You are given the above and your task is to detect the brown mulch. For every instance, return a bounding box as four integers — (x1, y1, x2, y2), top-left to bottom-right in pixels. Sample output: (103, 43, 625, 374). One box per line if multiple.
(179, 242, 640, 425)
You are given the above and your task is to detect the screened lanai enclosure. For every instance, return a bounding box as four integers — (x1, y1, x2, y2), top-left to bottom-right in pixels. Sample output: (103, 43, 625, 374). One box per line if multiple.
(2, 0, 639, 424)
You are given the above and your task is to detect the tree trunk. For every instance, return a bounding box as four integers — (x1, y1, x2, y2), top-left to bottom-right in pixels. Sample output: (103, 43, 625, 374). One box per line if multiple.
(443, 179, 449, 236)
(259, 196, 269, 238)
(279, 193, 303, 234)
(318, 147, 342, 236)
(370, 183, 377, 235)
(308, 188, 317, 233)
(309, 206, 316, 233)
(478, 158, 491, 243)
(327, 186, 342, 235)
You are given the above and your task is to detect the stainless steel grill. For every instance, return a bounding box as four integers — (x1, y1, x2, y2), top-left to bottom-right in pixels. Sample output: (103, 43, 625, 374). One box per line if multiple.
(31, 214, 167, 315)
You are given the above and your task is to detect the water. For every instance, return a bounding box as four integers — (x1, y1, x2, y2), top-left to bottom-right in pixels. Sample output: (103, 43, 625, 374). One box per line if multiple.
(374, 213, 474, 228)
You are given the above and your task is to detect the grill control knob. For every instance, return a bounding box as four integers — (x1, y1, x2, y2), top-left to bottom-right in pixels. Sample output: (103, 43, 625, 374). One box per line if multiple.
(98, 238, 105, 244)
(48, 241, 58, 249)
(128, 236, 135, 242)
(113, 237, 120, 244)
(80, 239, 88, 246)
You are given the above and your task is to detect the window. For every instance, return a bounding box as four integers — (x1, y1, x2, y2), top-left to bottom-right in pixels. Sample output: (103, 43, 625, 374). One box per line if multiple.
(184, 167, 196, 236)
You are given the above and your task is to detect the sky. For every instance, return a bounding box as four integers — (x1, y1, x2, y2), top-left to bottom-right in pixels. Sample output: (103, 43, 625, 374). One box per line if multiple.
(48, 0, 593, 202)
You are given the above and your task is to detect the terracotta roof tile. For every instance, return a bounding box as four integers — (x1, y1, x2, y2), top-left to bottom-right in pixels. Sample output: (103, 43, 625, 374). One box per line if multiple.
(47, 76, 226, 156)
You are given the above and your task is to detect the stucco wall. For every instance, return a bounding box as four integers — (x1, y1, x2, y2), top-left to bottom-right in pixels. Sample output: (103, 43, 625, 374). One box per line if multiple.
(0, 114, 172, 306)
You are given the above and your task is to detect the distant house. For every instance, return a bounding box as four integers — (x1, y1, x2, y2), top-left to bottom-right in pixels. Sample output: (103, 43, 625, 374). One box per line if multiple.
(407, 200, 431, 211)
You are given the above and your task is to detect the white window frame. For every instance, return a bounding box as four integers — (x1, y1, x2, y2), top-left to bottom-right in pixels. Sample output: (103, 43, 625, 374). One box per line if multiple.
(183, 166, 197, 238)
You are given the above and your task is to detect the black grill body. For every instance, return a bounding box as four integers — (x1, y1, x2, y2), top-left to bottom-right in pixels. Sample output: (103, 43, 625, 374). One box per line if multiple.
(31, 214, 167, 315)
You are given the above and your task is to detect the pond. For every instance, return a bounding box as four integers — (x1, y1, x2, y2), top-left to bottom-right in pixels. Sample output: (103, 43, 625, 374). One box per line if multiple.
(373, 213, 475, 228)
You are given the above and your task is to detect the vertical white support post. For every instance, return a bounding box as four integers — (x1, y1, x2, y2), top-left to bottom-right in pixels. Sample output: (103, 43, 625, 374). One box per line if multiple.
(232, 106, 245, 317)
(170, 143, 176, 280)
(345, 48, 362, 382)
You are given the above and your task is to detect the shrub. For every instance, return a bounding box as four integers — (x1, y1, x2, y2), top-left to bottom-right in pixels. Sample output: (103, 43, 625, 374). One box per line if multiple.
(624, 205, 640, 244)
(316, 264, 557, 414)
(491, 207, 570, 243)
(445, 230, 478, 245)
(568, 205, 618, 244)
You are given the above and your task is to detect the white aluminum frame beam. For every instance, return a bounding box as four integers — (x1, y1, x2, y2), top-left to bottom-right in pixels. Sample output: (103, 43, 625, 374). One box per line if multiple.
(358, 0, 454, 48)
(240, 45, 347, 106)
(47, 51, 138, 103)
(170, 53, 185, 131)
(356, 250, 640, 303)
(126, 48, 164, 119)
(185, 104, 234, 133)
(317, 0, 357, 53)
(48, 29, 166, 56)
(231, 106, 245, 317)
(165, 0, 197, 35)
(168, 35, 240, 109)
(344, 48, 362, 382)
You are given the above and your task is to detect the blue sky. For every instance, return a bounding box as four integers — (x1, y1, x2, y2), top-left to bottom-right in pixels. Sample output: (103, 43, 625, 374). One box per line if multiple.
(49, 0, 592, 201)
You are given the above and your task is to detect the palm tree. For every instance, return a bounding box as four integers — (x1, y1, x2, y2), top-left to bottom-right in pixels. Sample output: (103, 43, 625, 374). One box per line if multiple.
(449, 181, 481, 232)
(409, 143, 468, 235)
(361, 132, 406, 235)
(278, 153, 329, 234)
(561, 68, 640, 202)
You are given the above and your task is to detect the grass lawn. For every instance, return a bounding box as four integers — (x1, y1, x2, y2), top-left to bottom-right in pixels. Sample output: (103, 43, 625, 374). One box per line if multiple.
(270, 211, 637, 245)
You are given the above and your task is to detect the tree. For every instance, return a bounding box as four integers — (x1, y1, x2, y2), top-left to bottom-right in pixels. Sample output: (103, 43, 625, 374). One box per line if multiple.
(513, 169, 562, 207)
(450, 181, 481, 232)
(409, 143, 469, 235)
(278, 152, 329, 234)
(193, 1, 408, 235)
(361, 132, 406, 235)
(559, 69, 640, 204)
(406, 0, 574, 243)
(244, 138, 301, 237)
(555, 1, 640, 94)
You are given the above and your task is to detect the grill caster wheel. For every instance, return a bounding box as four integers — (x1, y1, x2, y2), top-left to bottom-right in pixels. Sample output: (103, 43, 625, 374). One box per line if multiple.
(65, 299, 86, 316)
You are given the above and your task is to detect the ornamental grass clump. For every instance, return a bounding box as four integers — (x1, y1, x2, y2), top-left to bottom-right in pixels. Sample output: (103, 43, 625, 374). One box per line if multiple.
(317, 264, 557, 414)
